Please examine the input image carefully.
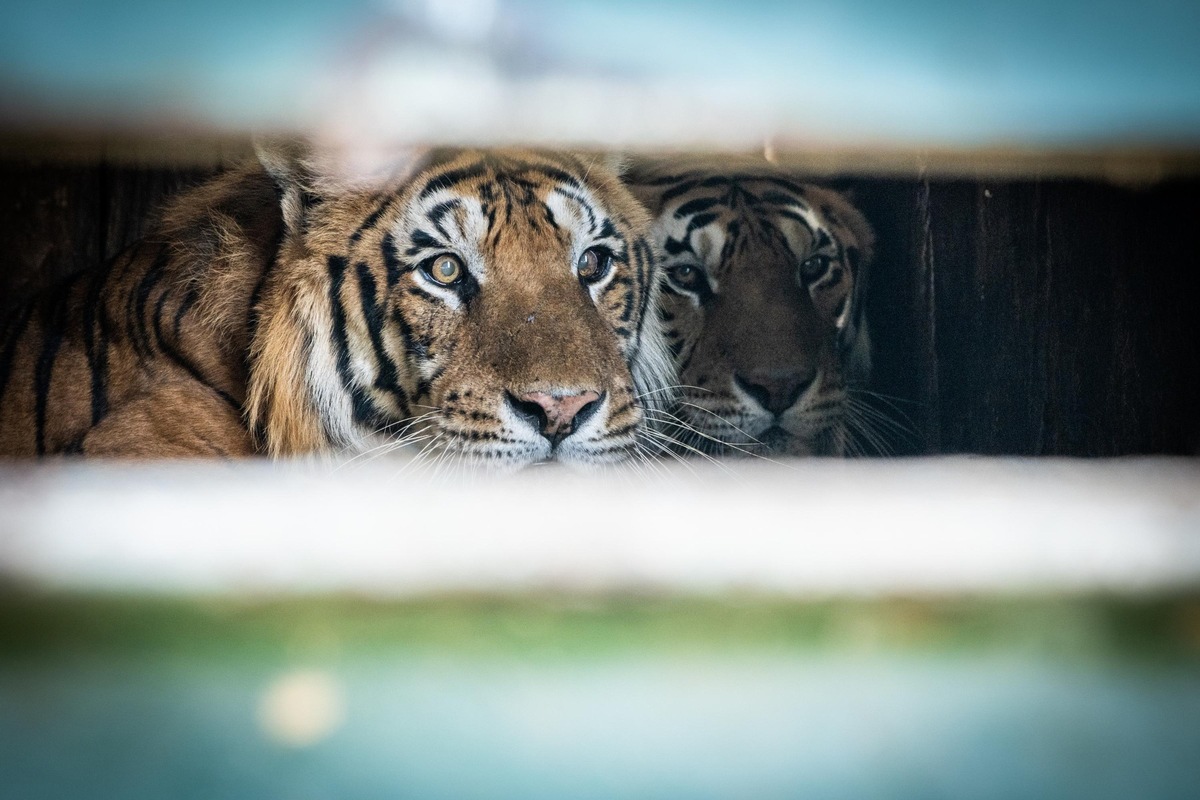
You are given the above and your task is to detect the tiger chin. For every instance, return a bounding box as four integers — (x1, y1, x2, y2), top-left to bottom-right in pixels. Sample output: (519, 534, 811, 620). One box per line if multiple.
(626, 158, 874, 458)
(0, 141, 674, 472)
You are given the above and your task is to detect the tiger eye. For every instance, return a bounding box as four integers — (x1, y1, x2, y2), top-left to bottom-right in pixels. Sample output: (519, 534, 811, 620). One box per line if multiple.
(577, 248, 603, 281)
(799, 254, 831, 283)
(429, 254, 463, 285)
(670, 263, 702, 289)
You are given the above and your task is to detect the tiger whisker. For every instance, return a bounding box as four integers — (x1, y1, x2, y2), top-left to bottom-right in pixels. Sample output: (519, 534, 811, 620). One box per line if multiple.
(639, 426, 741, 476)
(634, 383, 714, 400)
(644, 412, 762, 448)
(844, 394, 922, 452)
(842, 403, 896, 457)
(659, 404, 797, 469)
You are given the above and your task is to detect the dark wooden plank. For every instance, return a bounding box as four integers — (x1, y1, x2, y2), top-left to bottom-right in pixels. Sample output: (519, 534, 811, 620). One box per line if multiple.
(0, 162, 216, 310)
(922, 177, 1200, 456)
(921, 181, 978, 453)
(0, 162, 103, 309)
(100, 165, 215, 260)
(1084, 180, 1200, 455)
(1039, 180, 1122, 454)
(839, 178, 938, 455)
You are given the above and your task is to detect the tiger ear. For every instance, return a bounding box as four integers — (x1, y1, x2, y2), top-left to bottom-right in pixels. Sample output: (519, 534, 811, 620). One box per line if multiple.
(567, 149, 630, 178)
(253, 136, 432, 236)
(598, 150, 631, 178)
(253, 136, 317, 237)
(615, 155, 671, 215)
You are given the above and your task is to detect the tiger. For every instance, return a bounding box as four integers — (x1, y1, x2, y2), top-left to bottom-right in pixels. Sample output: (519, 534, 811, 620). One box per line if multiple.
(626, 158, 874, 457)
(0, 142, 673, 471)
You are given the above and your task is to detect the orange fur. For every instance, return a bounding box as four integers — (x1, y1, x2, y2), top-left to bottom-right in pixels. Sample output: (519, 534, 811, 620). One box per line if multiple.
(1, 145, 673, 469)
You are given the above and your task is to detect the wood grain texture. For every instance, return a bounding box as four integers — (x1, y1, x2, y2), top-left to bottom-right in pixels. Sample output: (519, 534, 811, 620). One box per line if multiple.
(0, 161, 214, 310)
(0, 163, 103, 308)
(830, 176, 1200, 456)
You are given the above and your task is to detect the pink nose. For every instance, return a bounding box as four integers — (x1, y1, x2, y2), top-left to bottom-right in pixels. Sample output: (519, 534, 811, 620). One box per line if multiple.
(517, 390, 603, 443)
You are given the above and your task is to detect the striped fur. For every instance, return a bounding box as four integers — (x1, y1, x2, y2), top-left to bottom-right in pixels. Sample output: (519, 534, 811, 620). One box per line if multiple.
(0, 144, 673, 470)
(627, 158, 874, 457)
(0, 166, 280, 457)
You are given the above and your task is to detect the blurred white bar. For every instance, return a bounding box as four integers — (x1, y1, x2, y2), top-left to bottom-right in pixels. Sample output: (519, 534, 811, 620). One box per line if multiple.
(1, 457, 1197, 596)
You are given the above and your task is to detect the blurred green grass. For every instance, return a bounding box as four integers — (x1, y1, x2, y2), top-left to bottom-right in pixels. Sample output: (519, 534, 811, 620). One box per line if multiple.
(3, 591, 1198, 664)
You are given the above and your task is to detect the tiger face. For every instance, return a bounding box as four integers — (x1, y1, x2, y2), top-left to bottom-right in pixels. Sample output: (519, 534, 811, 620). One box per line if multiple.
(628, 164, 873, 457)
(250, 145, 673, 472)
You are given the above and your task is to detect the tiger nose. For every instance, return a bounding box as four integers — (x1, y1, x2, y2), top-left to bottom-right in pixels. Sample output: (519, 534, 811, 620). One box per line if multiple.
(509, 390, 604, 445)
(734, 371, 816, 417)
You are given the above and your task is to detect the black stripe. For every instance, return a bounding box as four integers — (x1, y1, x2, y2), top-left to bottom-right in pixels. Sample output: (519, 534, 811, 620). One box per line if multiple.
(172, 286, 199, 341)
(717, 174, 811, 197)
(603, 421, 639, 439)
(775, 209, 816, 233)
(482, 200, 498, 235)
(419, 163, 489, 200)
(381, 231, 407, 290)
(522, 164, 585, 191)
(673, 197, 721, 218)
(406, 229, 442, 256)
(608, 266, 637, 326)
(717, 231, 738, 270)
(846, 244, 868, 338)
(348, 195, 395, 245)
(640, 172, 701, 187)
(664, 237, 694, 256)
(391, 307, 427, 360)
(151, 289, 240, 413)
(355, 261, 410, 415)
(614, 286, 636, 325)
(34, 273, 82, 454)
(557, 190, 598, 232)
(127, 246, 171, 362)
(685, 212, 718, 235)
(0, 302, 35, 406)
(760, 190, 808, 208)
(428, 199, 461, 241)
(541, 201, 560, 232)
(756, 176, 810, 197)
(81, 252, 122, 426)
(328, 254, 379, 428)
(634, 238, 655, 342)
(658, 179, 703, 205)
(607, 401, 636, 418)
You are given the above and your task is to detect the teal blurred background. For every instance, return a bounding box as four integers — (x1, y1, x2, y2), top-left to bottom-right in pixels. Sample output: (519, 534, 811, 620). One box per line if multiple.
(3, 595, 1200, 799)
(3, 0, 1199, 145)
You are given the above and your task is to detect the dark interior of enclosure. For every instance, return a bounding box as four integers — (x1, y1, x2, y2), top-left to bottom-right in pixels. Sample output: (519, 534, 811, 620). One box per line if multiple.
(2, 159, 1198, 457)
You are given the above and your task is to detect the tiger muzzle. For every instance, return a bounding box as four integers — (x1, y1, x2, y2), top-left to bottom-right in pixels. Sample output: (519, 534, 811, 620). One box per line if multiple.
(507, 389, 604, 447)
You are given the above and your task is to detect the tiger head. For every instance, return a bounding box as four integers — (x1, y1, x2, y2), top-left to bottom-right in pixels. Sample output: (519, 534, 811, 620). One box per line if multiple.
(248, 142, 673, 472)
(628, 161, 873, 457)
